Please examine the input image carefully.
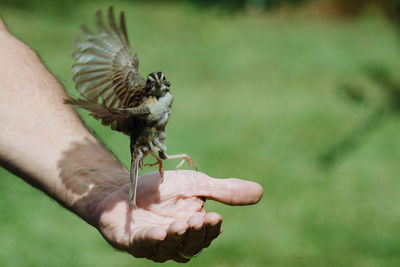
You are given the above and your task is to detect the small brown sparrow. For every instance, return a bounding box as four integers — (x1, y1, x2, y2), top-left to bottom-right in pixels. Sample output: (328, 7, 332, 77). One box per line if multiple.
(65, 6, 197, 208)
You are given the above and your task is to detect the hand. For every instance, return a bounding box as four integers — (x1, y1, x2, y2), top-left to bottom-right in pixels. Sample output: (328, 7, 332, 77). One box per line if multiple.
(93, 170, 263, 263)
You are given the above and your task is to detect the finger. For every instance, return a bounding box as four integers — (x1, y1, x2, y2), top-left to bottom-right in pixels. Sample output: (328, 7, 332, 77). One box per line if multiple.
(155, 220, 187, 262)
(132, 226, 167, 244)
(173, 255, 191, 263)
(191, 172, 263, 205)
(129, 227, 166, 259)
(180, 214, 206, 256)
(203, 212, 222, 247)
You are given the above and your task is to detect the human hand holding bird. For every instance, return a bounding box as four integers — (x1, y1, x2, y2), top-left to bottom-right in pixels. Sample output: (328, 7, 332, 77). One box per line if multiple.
(66, 6, 196, 208)
(93, 170, 263, 262)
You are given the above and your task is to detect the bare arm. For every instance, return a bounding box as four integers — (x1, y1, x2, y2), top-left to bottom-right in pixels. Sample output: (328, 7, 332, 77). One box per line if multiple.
(0, 18, 121, 220)
(0, 19, 263, 262)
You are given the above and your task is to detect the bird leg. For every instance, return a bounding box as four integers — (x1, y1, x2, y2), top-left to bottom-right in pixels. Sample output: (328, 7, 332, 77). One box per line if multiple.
(145, 151, 165, 182)
(145, 151, 197, 183)
(159, 152, 197, 171)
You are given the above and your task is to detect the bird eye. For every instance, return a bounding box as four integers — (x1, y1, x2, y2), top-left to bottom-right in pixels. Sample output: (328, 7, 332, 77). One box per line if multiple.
(145, 80, 153, 91)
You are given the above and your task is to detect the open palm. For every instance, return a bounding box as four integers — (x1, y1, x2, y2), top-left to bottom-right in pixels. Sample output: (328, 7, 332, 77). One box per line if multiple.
(93, 170, 263, 263)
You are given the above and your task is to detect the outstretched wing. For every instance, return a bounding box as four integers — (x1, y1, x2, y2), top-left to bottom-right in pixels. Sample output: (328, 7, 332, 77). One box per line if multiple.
(66, 98, 149, 134)
(72, 6, 146, 109)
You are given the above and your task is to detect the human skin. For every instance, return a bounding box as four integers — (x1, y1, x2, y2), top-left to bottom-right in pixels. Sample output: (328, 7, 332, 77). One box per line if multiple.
(0, 18, 263, 263)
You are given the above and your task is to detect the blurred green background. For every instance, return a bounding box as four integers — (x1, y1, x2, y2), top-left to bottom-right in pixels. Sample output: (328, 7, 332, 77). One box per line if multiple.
(1, 0, 400, 266)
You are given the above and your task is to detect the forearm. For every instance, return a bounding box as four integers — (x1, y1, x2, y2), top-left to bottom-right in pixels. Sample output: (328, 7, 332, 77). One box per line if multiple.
(0, 20, 127, 225)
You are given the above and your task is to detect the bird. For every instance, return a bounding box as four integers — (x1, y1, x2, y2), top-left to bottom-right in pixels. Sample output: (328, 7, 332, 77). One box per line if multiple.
(65, 6, 197, 208)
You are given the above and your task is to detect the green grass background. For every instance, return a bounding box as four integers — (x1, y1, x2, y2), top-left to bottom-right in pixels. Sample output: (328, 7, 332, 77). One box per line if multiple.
(1, 1, 400, 266)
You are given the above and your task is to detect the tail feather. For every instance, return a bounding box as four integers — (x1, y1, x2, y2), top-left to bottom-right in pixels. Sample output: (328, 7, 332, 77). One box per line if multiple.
(128, 156, 139, 208)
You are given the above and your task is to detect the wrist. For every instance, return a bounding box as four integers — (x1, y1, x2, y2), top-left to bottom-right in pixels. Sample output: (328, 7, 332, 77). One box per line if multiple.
(54, 137, 129, 227)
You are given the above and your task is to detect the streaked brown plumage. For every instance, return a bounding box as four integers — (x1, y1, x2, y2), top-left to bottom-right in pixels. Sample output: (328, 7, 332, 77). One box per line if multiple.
(65, 6, 196, 208)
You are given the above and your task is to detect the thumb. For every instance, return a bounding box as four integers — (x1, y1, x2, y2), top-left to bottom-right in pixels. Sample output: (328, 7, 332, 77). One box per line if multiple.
(193, 172, 263, 205)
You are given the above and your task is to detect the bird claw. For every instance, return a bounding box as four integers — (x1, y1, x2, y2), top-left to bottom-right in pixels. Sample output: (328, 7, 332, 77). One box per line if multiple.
(175, 156, 197, 171)
(188, 158, 198, 171)
(176, 159, 185, 169)
(144, 155, 165, 182)
(145, 161, 159, 167)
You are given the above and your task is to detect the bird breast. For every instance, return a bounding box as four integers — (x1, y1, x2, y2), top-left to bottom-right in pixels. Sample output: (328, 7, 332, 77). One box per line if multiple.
(144, 92, 173, 127)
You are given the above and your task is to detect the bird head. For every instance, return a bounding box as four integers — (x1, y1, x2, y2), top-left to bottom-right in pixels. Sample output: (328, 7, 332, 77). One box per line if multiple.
(145, 71, 171, 97)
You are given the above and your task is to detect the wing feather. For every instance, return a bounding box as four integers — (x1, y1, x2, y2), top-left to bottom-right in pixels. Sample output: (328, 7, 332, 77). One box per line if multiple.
(65, 98, 149, 134)
(119, 12, 129, 46)
(72, 6, 146, 110)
